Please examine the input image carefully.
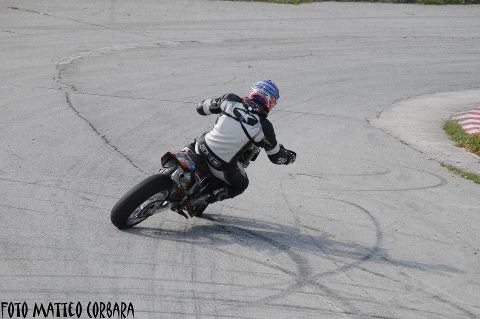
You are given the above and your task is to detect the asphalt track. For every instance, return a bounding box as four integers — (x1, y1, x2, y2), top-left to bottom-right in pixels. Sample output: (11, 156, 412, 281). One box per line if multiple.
(1, 1, 480, 318)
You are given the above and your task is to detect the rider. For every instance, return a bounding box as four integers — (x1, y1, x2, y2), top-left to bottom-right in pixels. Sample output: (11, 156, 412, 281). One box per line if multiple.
(185, 80, 296, 216)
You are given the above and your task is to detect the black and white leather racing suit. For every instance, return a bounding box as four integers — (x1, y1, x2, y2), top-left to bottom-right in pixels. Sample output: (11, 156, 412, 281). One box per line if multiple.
(191, 93, 296, 200)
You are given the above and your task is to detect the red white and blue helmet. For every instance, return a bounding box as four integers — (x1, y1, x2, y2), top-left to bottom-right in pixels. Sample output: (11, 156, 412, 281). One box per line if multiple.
(248, 80, 280, 112)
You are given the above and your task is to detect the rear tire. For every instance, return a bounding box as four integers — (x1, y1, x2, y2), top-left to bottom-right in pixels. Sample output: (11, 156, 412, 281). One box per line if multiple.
(111, 174, 173, 229)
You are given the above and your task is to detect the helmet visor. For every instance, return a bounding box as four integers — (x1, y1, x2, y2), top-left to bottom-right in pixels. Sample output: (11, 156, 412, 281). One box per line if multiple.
(269, 95, 277, 109)
(248, 88, 278, 111)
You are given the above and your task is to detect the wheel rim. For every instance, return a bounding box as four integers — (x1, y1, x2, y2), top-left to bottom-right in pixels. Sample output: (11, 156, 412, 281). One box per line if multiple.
(126, 191, 169, 226)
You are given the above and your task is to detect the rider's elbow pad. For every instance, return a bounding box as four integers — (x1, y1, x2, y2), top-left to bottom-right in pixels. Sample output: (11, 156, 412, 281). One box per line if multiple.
(197, 104, 207, 115)
(197, 99, 213, 116)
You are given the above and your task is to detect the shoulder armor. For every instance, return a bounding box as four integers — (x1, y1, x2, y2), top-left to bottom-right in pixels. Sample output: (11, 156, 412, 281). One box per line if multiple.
(223, 93, 243, 104)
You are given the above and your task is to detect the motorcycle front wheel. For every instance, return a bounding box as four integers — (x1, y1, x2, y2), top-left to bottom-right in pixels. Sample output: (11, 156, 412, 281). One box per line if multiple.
(110, 174, 173, 229)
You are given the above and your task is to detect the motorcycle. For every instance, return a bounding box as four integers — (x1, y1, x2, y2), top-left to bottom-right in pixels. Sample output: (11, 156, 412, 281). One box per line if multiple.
(110, 146, 259, 229)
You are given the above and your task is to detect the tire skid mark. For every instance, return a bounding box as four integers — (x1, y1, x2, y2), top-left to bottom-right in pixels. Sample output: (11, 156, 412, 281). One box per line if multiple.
(271, 109, 366, 120)
(189, 236, 202, 319)
(401, 272, 478, 319)
(0, 203, 105, 223)
(203, 215, 311, 279)
(281, 177, 459, 317)
(189, 215, 327, 313)
(300, 239, 366, 314)
(280, 176, 470, 318)
(0, 172, 123, 200)
(395, 304, 462, 319)
(0, 189, 112, 209)
(0, 274, 291, 295)
(296, 166, 391, 177)
(202, 216, 362, 318)
(207, 245, 295, 277)
(200, 217, 309, 299)
(298, 213, 374, 231)
(291, 153, 449, 192)
(128, 225, 295, 277)
(280, 176, 383, 278)
(71, 90, 193, 104)
(294, 167, 447, 192)
(3, 218, 460, 318)
(141, 211, 451, 317)
(0, 239, 129, 260)
(390, 229, 454, 246)
(0, 257, 288, 281)
(351, 265, 402, 284)
(29, 177, 135, 186)
(307, 281, 360, 318)
(7, 6, 166, 41)
(329, 280, 397, 293)
(280, 179, 376, 316)
(0, 193, 111, 219)
(432, 295, 477, 319)
(283, 181, 461, 272)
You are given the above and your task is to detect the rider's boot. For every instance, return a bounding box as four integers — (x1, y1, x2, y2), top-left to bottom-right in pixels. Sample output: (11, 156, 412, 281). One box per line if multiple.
(208, 187, 229, 203)
(186, 187, 229, 217)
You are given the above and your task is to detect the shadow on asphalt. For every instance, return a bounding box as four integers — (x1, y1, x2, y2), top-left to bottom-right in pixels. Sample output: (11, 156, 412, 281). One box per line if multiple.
(126, 213, 462, 275)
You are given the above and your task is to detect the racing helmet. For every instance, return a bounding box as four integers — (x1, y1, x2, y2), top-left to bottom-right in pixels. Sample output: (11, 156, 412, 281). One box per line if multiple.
(247, 80, 280, 112)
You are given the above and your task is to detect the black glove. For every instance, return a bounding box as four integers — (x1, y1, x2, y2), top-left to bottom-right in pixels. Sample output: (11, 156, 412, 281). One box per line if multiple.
(286, 149, 296, 164)
(279, 145, 296, 165)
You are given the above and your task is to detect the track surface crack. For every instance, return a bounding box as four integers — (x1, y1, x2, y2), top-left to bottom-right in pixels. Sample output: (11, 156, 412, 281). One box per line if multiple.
(64, 91, 145, 173)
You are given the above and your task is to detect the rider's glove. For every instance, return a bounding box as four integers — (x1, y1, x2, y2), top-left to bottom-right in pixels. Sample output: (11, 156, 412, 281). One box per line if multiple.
(286, 149, 296, 164)
(279, 145, 296, 165)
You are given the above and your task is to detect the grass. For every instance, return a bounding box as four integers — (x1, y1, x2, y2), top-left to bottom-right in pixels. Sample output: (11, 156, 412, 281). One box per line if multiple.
(440, 163, 480, 184)
(228, 0, 479, 4)
(441, 120, 480, 184)
(443, 120, 480, 157)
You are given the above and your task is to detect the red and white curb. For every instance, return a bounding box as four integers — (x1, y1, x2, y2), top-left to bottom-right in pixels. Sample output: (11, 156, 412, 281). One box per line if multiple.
(451, 105, 480, 134)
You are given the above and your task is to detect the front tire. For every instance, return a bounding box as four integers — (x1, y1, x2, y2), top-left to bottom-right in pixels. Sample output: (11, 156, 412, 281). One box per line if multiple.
(111, 174, 173, 229)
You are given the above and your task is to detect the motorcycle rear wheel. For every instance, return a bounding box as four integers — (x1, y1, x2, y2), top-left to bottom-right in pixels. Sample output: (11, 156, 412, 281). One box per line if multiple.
(110, 174, 172, 229)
